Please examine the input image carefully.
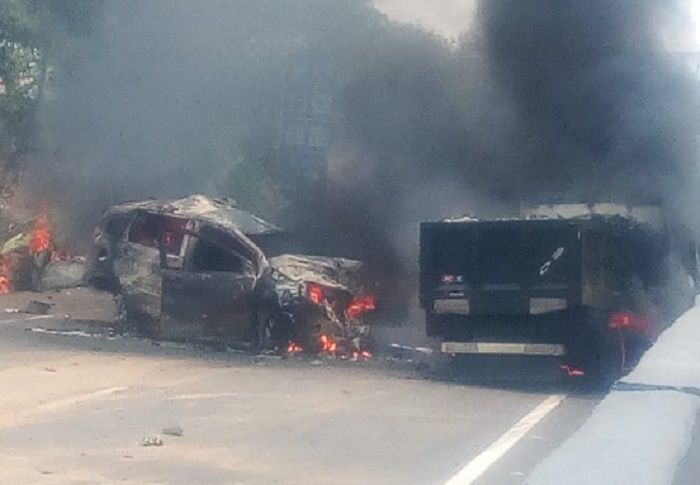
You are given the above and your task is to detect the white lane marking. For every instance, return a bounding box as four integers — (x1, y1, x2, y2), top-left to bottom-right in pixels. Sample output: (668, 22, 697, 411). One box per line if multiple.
(0, 386, 129, 430)
(168, 392, 293, 401)
(445, 394, 566, 485)
(1, 314, 54, 323)
(30, 327, 97, 338)
(36, 386, 129, 412)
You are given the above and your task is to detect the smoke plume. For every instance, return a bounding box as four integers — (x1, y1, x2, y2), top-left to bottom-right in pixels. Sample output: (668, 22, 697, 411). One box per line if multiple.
(477, 0, 700, 213)
(24, 0, 700, 271)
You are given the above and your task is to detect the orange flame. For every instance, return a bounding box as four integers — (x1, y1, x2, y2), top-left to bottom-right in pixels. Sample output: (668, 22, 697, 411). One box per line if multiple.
(0, 276, 10, 294)
(352, 349, 373, 360)
(319, 334, 372, 360)
(307, 283, 325, 305)
(320, 334, 338, 353)
(347, 295, 376, 319)
(0, 256, 12, 294)
(29, 214, 53, 255)
(287, 341, 303, 354)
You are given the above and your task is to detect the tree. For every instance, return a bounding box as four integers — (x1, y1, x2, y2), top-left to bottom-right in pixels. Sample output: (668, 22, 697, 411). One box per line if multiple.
(0, 0, 103, 215)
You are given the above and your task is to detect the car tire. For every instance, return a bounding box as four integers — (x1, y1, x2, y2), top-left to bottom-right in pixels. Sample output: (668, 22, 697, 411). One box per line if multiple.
(254, 307, 290, 353)
(114, 294, 129, 334)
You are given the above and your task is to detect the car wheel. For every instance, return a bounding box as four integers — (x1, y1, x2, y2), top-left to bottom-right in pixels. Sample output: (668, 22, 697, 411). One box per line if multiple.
(255, 307, 289, 353)
(114, 294, 129, 334)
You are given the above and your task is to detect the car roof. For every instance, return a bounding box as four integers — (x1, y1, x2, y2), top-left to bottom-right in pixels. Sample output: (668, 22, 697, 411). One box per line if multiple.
(105, 194, 283, 236)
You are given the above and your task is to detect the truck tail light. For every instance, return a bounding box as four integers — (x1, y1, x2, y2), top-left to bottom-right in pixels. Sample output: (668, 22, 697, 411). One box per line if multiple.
(609, 311, 650, 333)
(307, 283, 325, 305)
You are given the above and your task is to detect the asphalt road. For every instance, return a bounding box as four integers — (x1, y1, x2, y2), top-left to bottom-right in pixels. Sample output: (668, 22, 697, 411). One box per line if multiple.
(0, 291, 603, 485)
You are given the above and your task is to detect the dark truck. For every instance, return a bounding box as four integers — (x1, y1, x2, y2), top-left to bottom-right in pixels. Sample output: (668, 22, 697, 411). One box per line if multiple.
(420, 204, 698, 381)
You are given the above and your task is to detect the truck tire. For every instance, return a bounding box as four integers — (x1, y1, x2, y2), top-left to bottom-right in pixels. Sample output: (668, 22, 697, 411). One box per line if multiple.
(573, 329, 621, 390)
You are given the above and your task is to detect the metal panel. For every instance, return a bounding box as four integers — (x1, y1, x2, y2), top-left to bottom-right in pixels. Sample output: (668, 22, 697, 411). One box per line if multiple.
(113, 242, 162, 319)
(529, 298, 568, 315)
(161, 269, 255, 338)
(441, 341, 566, 356)
(433, 298, 470, 315)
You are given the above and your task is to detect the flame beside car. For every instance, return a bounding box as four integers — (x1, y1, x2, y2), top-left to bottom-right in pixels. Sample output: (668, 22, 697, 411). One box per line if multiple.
(0, 212, 56, 294)
(29, 214, 53, 255)
(0, 255, 12, 294)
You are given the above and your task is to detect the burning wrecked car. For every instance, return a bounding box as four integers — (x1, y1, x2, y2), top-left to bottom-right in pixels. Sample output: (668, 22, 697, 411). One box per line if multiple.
(85, 195, 376, 354)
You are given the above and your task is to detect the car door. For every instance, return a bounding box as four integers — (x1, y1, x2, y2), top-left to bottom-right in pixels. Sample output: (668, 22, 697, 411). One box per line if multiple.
(113, 212, 164, 320)
(160, 225, 257, 340)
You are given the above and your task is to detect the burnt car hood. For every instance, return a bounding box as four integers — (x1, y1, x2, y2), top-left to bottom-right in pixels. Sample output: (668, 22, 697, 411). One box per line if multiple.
(269, 254, 363, 293)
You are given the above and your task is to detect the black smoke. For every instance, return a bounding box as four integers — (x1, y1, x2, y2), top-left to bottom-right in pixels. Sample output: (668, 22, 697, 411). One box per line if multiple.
(24, 0, 700, 271)
(320, 0, 700, 277)
(476, 0, 700, 214)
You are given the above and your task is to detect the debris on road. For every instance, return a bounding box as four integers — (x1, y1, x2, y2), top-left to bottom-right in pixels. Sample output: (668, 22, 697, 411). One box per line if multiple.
(141, 435, 164, 447)
(39, 259, 85, 290)
(26, 300, 51, 315)
(162, 425, 184, 437)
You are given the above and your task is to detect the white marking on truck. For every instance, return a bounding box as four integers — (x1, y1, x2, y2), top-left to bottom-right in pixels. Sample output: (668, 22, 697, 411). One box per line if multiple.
(444, 394, 565, 485)
(539, 246, 565, 275)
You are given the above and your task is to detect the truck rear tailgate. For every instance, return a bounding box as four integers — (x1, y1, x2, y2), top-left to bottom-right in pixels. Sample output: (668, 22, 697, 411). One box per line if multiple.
(420, 220, 582, 316)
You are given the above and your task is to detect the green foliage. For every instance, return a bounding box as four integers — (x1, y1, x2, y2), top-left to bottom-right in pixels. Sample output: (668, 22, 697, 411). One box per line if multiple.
(0, 0, 37, 44)
(0, 0, 103, 165)
(1, 0, 104, 47)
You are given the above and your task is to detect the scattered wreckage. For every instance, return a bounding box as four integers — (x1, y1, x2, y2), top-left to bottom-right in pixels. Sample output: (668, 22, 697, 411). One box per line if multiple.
(0, 213, 83, 294)
(85, 195, 376, 355)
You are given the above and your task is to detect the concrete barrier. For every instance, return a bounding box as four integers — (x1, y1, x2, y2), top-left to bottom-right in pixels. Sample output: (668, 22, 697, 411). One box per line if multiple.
(529, 302, 700, 484)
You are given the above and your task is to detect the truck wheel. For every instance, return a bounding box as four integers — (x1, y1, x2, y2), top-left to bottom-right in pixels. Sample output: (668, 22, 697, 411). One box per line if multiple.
(572, 332, 620, 390)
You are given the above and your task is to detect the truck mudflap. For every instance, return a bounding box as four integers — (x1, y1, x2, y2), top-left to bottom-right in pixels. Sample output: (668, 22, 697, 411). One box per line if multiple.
(441, 341, 566, 357)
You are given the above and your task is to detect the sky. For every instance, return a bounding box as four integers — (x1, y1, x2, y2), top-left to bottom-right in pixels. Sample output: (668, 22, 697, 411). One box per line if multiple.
(373, 0, 475, 41)
(374, 0, 700, 50)
(693, 1, 700, 48)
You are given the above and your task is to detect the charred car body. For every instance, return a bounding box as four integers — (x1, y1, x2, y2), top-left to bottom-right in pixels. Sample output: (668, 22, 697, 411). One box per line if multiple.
(420, 204, 698, 381)
(85, 195, 375, 353)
